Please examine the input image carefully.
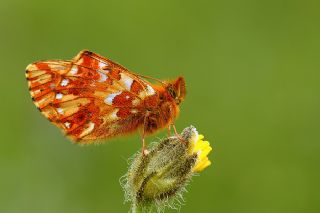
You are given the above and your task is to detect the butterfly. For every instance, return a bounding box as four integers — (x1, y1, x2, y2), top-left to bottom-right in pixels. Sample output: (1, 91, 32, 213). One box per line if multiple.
(25, 50, 186, 150)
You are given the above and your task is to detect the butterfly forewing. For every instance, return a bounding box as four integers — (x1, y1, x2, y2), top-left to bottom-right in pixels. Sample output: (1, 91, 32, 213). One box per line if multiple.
(26, 50, 157, 143)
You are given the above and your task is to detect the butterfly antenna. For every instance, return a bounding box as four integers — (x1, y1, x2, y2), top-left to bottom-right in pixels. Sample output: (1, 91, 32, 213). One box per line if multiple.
(137, 74, 167, 85)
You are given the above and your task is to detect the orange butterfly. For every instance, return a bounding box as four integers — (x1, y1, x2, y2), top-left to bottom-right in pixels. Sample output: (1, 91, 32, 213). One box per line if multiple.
(26, 50, 186, 150)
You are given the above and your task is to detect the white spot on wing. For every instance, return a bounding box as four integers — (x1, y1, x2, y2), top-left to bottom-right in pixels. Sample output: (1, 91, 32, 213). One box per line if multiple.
(64, 122, 71, 128)
(146, 85, 156, 95)
(26, 64, 37, 71)
(33, 101, 40, 108)
(110, 109, 119, 120)
(55, 93, 63, 100)
(138, 85, 156, 99)
(124, 78, 133, 90)
(88, 122, 95, 131)
(53, 65, 67, 70)
(132, 98, 140, 106)
(131, 109, 138, 113)
(70, 66, 78, 75)
(98, 72, 108, 82)
(104, 92, 122, 105)
(31, 89, 41, 96)
(57, 108, 64, 114)
(79, 122, 95, 138)
(119, 73, 133, 90)
(99, 61, 108, 68)
(60, 79, 69, 86)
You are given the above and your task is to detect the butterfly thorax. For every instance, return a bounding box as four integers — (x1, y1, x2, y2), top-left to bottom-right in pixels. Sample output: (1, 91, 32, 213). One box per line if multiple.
(143, 75, 187, 135)
(143, 87, 179, 135)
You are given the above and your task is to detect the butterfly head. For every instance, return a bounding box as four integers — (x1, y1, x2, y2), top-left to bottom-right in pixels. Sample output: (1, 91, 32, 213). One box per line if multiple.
(166, 77, 186, 105)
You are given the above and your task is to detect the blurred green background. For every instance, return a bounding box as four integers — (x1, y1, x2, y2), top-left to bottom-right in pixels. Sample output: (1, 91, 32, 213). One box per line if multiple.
(1, 0, 319, 212)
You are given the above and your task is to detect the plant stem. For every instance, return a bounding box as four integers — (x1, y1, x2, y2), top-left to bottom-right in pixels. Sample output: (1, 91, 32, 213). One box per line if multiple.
(132, 203, 152, 213)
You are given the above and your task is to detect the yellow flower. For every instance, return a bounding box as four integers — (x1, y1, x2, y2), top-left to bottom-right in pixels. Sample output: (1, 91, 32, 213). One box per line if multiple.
(189, 133, 212, 172)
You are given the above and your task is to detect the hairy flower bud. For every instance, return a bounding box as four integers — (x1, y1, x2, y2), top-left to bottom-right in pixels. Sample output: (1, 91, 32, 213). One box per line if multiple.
(121, 126, 212, 212)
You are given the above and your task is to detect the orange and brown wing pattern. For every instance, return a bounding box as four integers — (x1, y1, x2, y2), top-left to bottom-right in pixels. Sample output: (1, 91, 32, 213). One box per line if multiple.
(26, 50, 158, 143)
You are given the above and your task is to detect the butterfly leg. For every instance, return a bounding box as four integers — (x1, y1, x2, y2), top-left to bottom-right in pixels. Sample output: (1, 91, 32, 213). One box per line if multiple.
(167, 124, 172, 137)
(141, 113, 150, 156)
(172, 124, 178, 135)
(141, 133, 148, 155)
(172, 124, 187, 144)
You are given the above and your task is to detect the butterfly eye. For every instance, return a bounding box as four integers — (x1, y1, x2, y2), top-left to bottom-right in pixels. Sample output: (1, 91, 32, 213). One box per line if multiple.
(168, 86, 176, 99)
(159, 94, 164, 101)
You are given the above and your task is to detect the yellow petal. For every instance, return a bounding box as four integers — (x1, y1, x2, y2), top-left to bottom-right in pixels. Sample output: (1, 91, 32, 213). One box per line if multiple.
(193, 158, 211, 172)
(198, 146, 212, 161)
(188, 133, 212, 172)
(198, 134, 204, 140)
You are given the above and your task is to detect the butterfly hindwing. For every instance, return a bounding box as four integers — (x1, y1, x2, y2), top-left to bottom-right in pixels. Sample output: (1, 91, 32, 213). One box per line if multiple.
(26, 50, 158, 143)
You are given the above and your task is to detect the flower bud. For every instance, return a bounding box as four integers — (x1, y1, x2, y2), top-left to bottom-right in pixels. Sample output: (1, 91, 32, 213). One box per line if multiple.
(121, 126, 212, 212)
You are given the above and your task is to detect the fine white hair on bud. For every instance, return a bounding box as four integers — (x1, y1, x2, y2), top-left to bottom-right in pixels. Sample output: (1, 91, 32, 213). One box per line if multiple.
(120, 126, 212, 212)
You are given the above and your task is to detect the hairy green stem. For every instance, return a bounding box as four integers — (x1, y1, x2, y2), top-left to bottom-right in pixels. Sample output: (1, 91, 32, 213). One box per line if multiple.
(132, 203, 151, 213)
